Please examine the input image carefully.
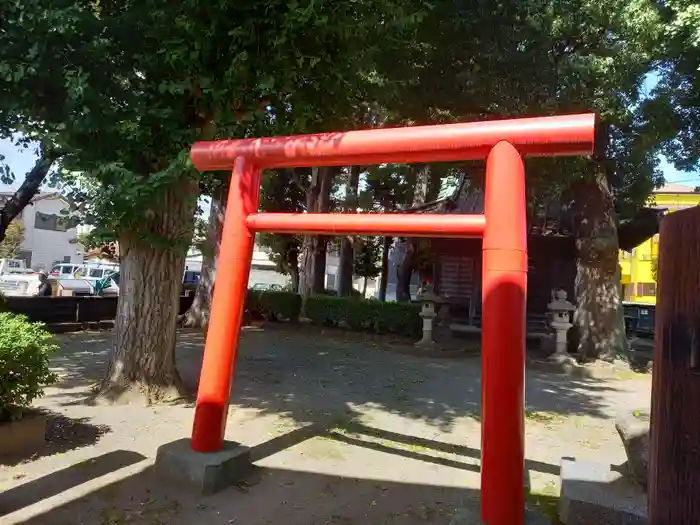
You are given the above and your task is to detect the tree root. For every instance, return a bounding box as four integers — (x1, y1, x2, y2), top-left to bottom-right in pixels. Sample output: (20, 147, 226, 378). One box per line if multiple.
(92, 377, 193, 406)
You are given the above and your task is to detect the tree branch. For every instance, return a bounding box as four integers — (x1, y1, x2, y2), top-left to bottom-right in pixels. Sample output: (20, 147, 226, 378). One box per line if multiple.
(0, 146, 61, 243)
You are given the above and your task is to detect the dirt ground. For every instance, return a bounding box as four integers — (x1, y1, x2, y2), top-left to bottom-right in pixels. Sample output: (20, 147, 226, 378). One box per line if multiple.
(0, 325, 652, 525)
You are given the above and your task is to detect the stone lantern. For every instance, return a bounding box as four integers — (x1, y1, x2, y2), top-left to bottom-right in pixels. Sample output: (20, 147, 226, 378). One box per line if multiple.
(415, 285, 441, 348)
(547, 289, 576, 363)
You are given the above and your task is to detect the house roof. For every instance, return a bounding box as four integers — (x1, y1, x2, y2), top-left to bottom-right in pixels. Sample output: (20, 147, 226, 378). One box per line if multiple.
(655, 183, 697, 194)
(401, 173, 664, 250)
(403, 174, 577, 236)
(0, 190, 69, 205)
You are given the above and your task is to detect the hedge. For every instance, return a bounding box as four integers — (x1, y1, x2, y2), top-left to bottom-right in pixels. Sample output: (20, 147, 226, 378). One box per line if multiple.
(246, 290, 421, 338)
(246, 290, 302, 321)
(305, 295, 421, 338)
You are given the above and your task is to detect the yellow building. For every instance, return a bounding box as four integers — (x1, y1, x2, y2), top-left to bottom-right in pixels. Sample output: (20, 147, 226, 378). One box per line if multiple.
(620, 183, 700, 304)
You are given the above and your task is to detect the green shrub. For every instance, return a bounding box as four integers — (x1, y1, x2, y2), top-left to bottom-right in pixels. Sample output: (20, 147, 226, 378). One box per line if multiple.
(306, 295, 351, 326)
(0, 313, 58, 422)
(257, 291, 302, 321)
(321, 288, 362, 297)
(306, 295, 421, 338)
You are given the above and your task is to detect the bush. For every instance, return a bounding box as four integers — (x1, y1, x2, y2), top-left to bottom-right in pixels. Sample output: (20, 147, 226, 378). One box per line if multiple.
(306, 295, 421, 338)
(321, 288, 363, 298)
(0, 313, 58, 422)
(258, 291, 302, 321)
(246, 290, 302, 322)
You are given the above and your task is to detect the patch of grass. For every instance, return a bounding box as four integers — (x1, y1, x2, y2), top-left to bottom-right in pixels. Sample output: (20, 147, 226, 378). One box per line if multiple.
(526, 481, 562, 524)
(525, 410, 565, 425)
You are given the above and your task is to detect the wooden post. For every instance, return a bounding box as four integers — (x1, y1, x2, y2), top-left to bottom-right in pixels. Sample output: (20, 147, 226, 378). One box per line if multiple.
(649, 206, 700, 524)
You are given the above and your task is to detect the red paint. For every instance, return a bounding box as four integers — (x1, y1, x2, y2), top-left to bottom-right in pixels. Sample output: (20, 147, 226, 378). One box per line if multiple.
(245, 213, 486, 237)
(191, 113, 597, 171)
(191, 157, 261, 453)
(481, 141, 527, 525)
(189, 114, 597, 525)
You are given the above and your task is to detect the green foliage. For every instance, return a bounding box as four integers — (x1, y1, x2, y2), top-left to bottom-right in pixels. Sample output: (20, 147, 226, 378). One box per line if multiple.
(256, 291, 302, 322)
(0, 220, 24, 258)
(1, 0, 424, 242)
(306, 295, 421, 338)
(353, 236, 382, 280)
(0, 313, 58, 422)
(642, 1, 700, 171)
(76, 227, 117, 251)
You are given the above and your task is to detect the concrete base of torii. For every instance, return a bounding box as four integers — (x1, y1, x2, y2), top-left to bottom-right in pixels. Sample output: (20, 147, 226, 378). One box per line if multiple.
(154, 438, 252, 495)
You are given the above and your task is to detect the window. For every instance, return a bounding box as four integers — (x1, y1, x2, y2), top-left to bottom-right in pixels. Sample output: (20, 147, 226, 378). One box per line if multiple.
(637, 282, 657, 297)
(622, 283, 634, 301)
(18, 250, 32, 267)
(61, 265, 75, 275)
(89, 268, 105, 278)
(63, 256, 71, 263)
(183, 271, 201, 285)
(34, 211, 69, 232)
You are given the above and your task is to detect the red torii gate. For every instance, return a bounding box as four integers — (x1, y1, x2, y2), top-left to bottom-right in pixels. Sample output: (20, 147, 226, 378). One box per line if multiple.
(189, 114, 598, 525)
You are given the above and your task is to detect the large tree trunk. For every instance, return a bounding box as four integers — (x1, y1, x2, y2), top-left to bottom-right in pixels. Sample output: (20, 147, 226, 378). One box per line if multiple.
(396, 164, 430, 301)
(572, 169, 628, 363)
(180, 182, 227, 329)
(299, 167, 334, 300)
(98, 178, 199, 404)
(289, 265, 300, 292)
(378, 236, 391, 301)
(0, 144, 59, 243)
(338, 166, 361, 296)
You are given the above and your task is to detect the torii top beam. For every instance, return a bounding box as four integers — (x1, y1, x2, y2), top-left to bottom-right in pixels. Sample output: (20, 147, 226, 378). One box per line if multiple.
(190, 113, 598, 171)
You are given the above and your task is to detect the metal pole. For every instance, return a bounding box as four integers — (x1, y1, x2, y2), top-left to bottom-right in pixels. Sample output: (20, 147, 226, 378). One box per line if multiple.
(481, 141, 528, 525)
(245, 212, 486, 238)
(191, 157, 261, 453)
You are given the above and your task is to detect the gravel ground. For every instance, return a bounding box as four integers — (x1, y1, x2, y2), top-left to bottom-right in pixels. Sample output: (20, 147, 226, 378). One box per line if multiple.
(0, 325, 652, 525)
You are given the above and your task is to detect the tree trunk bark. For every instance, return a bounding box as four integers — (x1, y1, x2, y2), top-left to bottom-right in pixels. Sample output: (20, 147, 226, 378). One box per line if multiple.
(97, 177, 199, 404)
(289, 265, 300, 293)
(396, 240, 416, 302)
(300, 167, 334, 300)
(396, 165, 430, 302)
(362, 276, 368, 296)
(180, 182, 227, 329)
(338, 166, 361, 296)
(378, 236, 391, 301)
(572, 169, 628, 362)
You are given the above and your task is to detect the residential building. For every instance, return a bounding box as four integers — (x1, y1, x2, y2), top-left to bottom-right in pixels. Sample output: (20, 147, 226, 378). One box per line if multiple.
(619, 183, 700, 304)
(0, 192, 84, 271)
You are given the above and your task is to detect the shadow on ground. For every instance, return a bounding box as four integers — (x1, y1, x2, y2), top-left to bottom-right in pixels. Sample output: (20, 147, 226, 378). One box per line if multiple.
(1, 423, 564, 525)
(1, 411, 111, 467)
(48, 324, 625, 432)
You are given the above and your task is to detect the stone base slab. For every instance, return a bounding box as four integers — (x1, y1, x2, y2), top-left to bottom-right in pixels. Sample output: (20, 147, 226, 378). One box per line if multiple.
(559, 458, 647, 525)
(154, 438, 252, 495)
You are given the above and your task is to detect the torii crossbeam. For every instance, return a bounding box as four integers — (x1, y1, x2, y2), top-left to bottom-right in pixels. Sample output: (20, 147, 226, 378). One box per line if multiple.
(188, 113, 598, 525)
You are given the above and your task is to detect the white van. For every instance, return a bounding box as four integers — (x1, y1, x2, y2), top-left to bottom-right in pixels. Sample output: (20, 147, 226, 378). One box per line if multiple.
(49, 263, 83, 278)
(49, 262, 119, 280)
(73, 263, 119, 280)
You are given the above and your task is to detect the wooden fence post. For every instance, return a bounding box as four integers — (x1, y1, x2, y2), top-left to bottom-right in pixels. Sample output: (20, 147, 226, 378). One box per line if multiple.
(649, 206, 700, 523)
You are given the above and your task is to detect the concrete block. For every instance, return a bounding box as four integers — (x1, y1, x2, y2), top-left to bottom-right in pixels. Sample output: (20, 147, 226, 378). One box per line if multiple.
(559, 458, 647, 525)
(154, 438, 252, 495)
